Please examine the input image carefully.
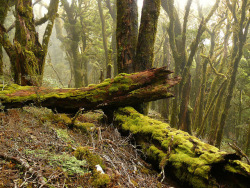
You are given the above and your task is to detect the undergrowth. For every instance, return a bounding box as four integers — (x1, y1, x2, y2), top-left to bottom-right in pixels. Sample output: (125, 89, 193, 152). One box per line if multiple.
(0, 106, 176, 187)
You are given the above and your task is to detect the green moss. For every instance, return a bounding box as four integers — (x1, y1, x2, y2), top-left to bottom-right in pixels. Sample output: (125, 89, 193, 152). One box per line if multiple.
(74, 122, 95, 132)
(49, 153, 87, 175)
(88, 84, 96, 87)
(108, 84, 119, 93)
(75, 147, 104, 169)
(56, 129, 74, 144)
(146, 145, 167, 163)
(225, 160, 250, 175)
(24, 149, 87, 175)
(114, 107, 250, 187)
(91, 171, 110, 187)
(53, 113, 72, 124)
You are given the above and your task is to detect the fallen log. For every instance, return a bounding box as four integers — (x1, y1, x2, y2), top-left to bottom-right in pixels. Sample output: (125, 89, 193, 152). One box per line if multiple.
(114, 107, 250, 188)
(0, 67, 180, 113)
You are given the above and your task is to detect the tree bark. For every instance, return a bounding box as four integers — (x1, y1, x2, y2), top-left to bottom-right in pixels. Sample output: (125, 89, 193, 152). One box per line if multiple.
(116, 0, 138, 74)
(61, 0, 83, 88)
(0, 0, 9, 75)
(0, 67, 180, 113)
(114, 107, 250, 188)
(134, 0, 161, 71)
(97, 0, 111, 79)
(0, 0, 59, 86)
(215, 0, 249, 148)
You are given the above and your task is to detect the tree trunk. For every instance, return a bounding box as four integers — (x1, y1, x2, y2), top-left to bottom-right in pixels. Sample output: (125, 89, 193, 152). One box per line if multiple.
(97, 0, 111, 79)
(116, 0, 138, 74)
(215, 0, 249, 148)
(0, 1, 9, 76)
(134, 0, 161, 71)
(0, 0, 59, 86)
(159, 33, 171, 121)
(62, 0, 83, 88)
(114, 107, 250, 188)
(178, 74, 192, 134)
(208, 80, 227, 145)
(246, 123, 250, 156)
(236, 90, 242, 141)
(0, 67, 180, 113)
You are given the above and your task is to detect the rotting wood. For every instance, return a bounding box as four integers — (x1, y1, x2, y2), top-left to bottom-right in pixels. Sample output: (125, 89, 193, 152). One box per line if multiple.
(113, 107, 250, 188)
(0, 67, 180, 113)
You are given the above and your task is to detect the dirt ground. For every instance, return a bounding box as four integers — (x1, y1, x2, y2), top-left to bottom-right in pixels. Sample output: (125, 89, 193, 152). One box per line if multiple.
(0, 107, 179, 188)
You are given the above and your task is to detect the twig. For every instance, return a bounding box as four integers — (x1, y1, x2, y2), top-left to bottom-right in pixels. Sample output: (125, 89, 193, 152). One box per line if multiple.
(228, 142, 250, 165)
(71, 108, 84, 125)
(20, 171, 35, 187)
(200, 54, 227, 79)
(39, 171, 64, 188)
(160, 166, 165, 183)
(98, 127, 102, 142)
(0, 152, 46, 186)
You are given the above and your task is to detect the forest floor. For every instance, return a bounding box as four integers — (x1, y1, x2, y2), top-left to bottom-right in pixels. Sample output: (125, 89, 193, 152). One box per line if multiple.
(0, 106, 179, 188)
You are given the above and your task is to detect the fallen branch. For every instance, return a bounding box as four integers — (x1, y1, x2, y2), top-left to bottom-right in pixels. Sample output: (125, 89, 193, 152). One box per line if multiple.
(0, 67, 180, 113)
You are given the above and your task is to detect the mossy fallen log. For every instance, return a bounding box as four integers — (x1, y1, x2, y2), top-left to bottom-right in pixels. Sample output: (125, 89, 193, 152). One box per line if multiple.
(0, 67, 180, 113)
(114, 107, 250, 188)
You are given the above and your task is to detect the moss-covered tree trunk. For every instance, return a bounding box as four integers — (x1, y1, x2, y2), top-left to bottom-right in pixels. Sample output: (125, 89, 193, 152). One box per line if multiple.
(114, 107, 250, 188)
(178, 0, 220, 132)
(246, 123, 250, 155)
(14, 0, 44, 85)
(159, 32, 171, 120)
(215, 0, 249, 148)
(134, 0, 161, 71)
(0, 0, 59, 86)
(116, 0, 138, 74)
(161, 0, 183, 127)
(0, 1, 9, 76)
(193, 30, 216, 132)
(62, 0, 83, 88)
(0, 67, 180, 113)
(97, 0, 111, 79)
(208, 80, 227, 145)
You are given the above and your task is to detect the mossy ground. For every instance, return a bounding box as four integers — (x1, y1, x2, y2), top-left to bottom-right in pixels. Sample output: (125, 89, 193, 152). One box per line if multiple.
(0, 106, 177, 187)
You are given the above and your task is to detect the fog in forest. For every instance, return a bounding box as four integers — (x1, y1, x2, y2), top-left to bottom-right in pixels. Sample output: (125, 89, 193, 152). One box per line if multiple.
(0, 0, 249, 187)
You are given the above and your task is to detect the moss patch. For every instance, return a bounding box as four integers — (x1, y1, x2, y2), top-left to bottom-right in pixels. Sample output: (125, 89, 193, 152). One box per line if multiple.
(114, 107, 250, 188)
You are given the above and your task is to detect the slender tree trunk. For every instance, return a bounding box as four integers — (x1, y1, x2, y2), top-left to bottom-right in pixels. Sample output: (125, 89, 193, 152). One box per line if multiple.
(105, 0, 117, 77)
(215, 0, 249, 148)
(80, 15, 88, 87)
(191, 49, 202, 107)
(193, 32, 216, 132)
(97, 0, 111, 78)
(162, 0, 183, 127)
(160, 33, 171, 120)
(111, 29, 117, 76)
(236, 90, 242, 140)
(246, 123, 250, 156)
(208, 81, 227, 145)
